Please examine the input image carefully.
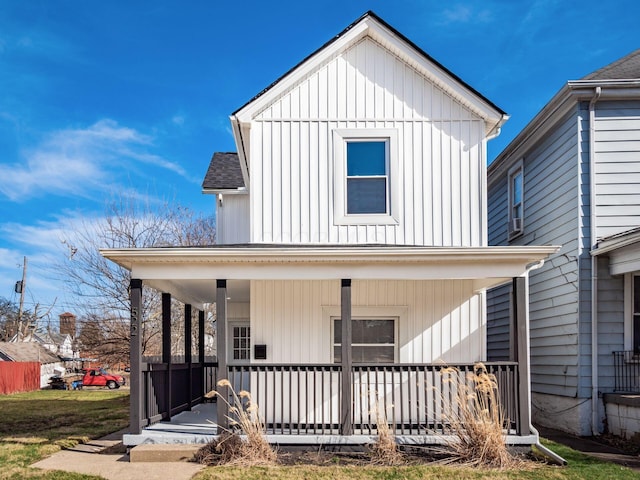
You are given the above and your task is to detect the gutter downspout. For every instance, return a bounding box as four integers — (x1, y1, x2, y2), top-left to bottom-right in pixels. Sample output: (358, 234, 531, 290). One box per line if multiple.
(522, 260, 567, 465)
(589, 86, 602, 436)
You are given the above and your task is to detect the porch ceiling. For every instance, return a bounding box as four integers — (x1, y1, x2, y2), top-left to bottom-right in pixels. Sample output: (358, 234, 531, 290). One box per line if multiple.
(101, 245, 558, 306)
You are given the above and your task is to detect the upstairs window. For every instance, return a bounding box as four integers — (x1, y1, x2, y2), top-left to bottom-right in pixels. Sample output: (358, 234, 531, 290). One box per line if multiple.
(346, 141, 388, 214)
(333, 129, 399, 225)
(508, 160, 524, 238)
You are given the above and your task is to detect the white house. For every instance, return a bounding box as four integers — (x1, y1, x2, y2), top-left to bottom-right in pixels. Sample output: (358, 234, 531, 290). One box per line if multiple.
(487, 49, 640, 439)
(102, 11, 556, 446)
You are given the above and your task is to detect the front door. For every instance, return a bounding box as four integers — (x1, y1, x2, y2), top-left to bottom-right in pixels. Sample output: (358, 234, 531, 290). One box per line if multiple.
(228, 320, 250, 394)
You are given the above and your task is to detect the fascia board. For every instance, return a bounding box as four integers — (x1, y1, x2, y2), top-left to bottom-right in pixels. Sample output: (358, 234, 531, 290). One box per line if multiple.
(230, 116, 250, 189)
(592, 231, 640, 256)
(234, 21, 370, 122)
(100, 246, 559, 280)
(234, 16, 504, 131)
(365, 22, 504, 129)
(489, 81, 640, 187)
(488, 85, 575, 187)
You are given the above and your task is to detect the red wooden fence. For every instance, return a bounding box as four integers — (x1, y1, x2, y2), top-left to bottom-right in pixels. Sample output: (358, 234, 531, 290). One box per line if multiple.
(0, 362, 40, 394)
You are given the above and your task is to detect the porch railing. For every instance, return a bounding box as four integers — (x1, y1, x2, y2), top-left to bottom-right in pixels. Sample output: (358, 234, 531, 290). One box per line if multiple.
(613, 351, 640, 393)
(140, 358, 218, 427)
(140, 361, 519, 436)
(227, 362, 519, 436)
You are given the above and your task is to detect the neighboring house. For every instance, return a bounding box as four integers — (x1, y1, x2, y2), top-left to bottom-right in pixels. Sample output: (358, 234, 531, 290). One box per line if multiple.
(487, 49, 640, 438)
(0, 341, 65, 388)
(12, 330, 77, 359)
(102, 11, 555, 446)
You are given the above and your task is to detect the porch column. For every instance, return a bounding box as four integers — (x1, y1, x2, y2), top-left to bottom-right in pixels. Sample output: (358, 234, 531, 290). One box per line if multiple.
(341, 278, 353, 435)
(129, 278, 143, 435)
(216, 279, 229, 429)
(184, 304, 193, 409)
(512, 277, 531, 435)
(162, 292, 172, 420)
(198, 310, 205, 400)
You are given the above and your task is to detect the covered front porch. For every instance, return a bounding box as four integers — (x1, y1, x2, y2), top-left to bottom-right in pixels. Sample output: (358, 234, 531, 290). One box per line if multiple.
(101, 245, 557, 446)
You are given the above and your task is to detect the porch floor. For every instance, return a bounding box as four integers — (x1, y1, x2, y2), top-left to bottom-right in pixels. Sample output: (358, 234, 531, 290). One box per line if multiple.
(122, 403, 538, 447)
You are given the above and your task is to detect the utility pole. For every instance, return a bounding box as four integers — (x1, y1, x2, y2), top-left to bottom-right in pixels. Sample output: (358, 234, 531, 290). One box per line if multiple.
(17, 256, 27, 339)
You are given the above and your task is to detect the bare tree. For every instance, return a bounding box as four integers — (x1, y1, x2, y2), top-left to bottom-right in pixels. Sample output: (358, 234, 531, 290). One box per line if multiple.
(57, 195, 216, 360)
(0, 297, 54, 342)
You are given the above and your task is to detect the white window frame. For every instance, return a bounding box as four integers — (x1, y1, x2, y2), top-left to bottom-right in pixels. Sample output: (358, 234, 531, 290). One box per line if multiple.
(331, 317, 398, 364)
(332, 128, 399, 225)
(624, 273, 640, 353)
(229, 320, 251, 364)
(508, 160, 524, 239)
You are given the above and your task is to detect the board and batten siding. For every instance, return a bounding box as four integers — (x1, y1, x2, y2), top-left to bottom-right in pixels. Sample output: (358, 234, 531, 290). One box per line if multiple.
(594, 100, 640, 240)
(487, 108, 583, 396)
(217, 194, 250, 244)
(250, 279, 484, 364)
(249, 37, 486, 246)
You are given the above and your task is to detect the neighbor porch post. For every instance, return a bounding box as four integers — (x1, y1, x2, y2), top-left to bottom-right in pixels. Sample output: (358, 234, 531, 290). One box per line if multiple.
(162, 292, 172, 420)
(185, 304, 193, 409)
(216, 279, 229, 429)
(512, 276, 531, 436)
(129, 278, 143, 435)
(198, 310, 205, 400)
(341, 278, 353, 435)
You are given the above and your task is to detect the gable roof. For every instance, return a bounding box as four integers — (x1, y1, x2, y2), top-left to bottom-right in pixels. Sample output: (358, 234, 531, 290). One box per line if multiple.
(0, 342, 61, 363)
(233, 11, 506, 120)
(489, 48, 640, 181)
(230, 11, 508, 191)
(202, 152, 245, 193)
(583, 48, 640, 80)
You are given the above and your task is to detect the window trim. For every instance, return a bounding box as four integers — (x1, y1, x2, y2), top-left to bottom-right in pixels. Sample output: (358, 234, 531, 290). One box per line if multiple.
(507, 160, 524, 239)
(229, 320, 251, 364)
(624, 273, 640, 354)
(331, 317, 398, 364)
(323, 305, 407, 363)
(333, 128, 399, 225)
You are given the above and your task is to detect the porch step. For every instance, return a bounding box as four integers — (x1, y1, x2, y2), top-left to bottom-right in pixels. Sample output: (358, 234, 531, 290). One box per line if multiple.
(66, 438, 125, 454)
(129, 443, 201, 463)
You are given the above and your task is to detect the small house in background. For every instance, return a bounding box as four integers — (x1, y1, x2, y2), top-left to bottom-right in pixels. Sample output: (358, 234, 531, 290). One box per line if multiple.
(487, 49, 640, 439)
(0, 341, 65, 389)
(103, 11, 556, 447)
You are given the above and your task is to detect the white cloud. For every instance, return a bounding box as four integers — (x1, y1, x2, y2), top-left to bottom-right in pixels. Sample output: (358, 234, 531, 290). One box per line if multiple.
(0, 119, 196, 201)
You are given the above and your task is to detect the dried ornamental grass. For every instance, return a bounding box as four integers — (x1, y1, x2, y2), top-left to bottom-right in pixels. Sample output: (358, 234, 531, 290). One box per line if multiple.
(369, 404, 404, 465)
(438, 363, 516, 468)
(198, 379, 276, 466)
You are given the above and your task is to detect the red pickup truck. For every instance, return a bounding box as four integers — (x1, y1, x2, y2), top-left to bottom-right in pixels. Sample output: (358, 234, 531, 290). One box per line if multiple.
(80, 368, 126, 389)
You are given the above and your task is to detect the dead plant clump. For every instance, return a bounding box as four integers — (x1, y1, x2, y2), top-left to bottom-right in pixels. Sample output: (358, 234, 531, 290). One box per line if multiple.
(196, 379, 276, 466)
(369, 407, 404, 466)
(440, 363, 518, 469)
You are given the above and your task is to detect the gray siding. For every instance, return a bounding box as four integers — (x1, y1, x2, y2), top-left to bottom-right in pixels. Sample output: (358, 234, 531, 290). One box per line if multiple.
(594, 100, 640, 239)
(488, 107, 582, 396)
(596, 256, 625, 392)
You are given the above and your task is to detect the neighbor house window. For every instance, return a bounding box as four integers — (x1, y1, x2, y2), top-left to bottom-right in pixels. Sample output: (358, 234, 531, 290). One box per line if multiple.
(333, 129, 399, 225)
(333, 318, 396, 363)
(633, 276, 640, 354)
(508, 160, 524, 237)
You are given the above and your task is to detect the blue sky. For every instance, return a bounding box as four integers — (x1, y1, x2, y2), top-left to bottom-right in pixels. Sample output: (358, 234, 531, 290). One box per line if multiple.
(1, 1, 639, 321)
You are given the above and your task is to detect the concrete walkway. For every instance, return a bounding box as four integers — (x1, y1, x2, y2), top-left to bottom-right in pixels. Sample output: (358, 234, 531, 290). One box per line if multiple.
(32, 450, 204, 480)
(31, 429, 204, 480)
(537, 426, 640, 471)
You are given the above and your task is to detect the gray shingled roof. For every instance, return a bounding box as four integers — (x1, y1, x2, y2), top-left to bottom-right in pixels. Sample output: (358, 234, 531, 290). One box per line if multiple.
(583, 48, 640, 80)
(0, 342, 61, 363)
(202, 152, 245, 190)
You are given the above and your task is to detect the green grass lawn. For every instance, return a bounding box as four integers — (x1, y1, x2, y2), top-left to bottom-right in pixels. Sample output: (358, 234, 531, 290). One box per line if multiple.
(0, 389, 128, 480)
(1, 389, 639, 480)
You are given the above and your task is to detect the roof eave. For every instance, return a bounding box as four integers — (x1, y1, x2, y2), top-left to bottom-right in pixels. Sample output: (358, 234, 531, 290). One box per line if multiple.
(233, 12, 505, 132)
(489, 80, 640, 185)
